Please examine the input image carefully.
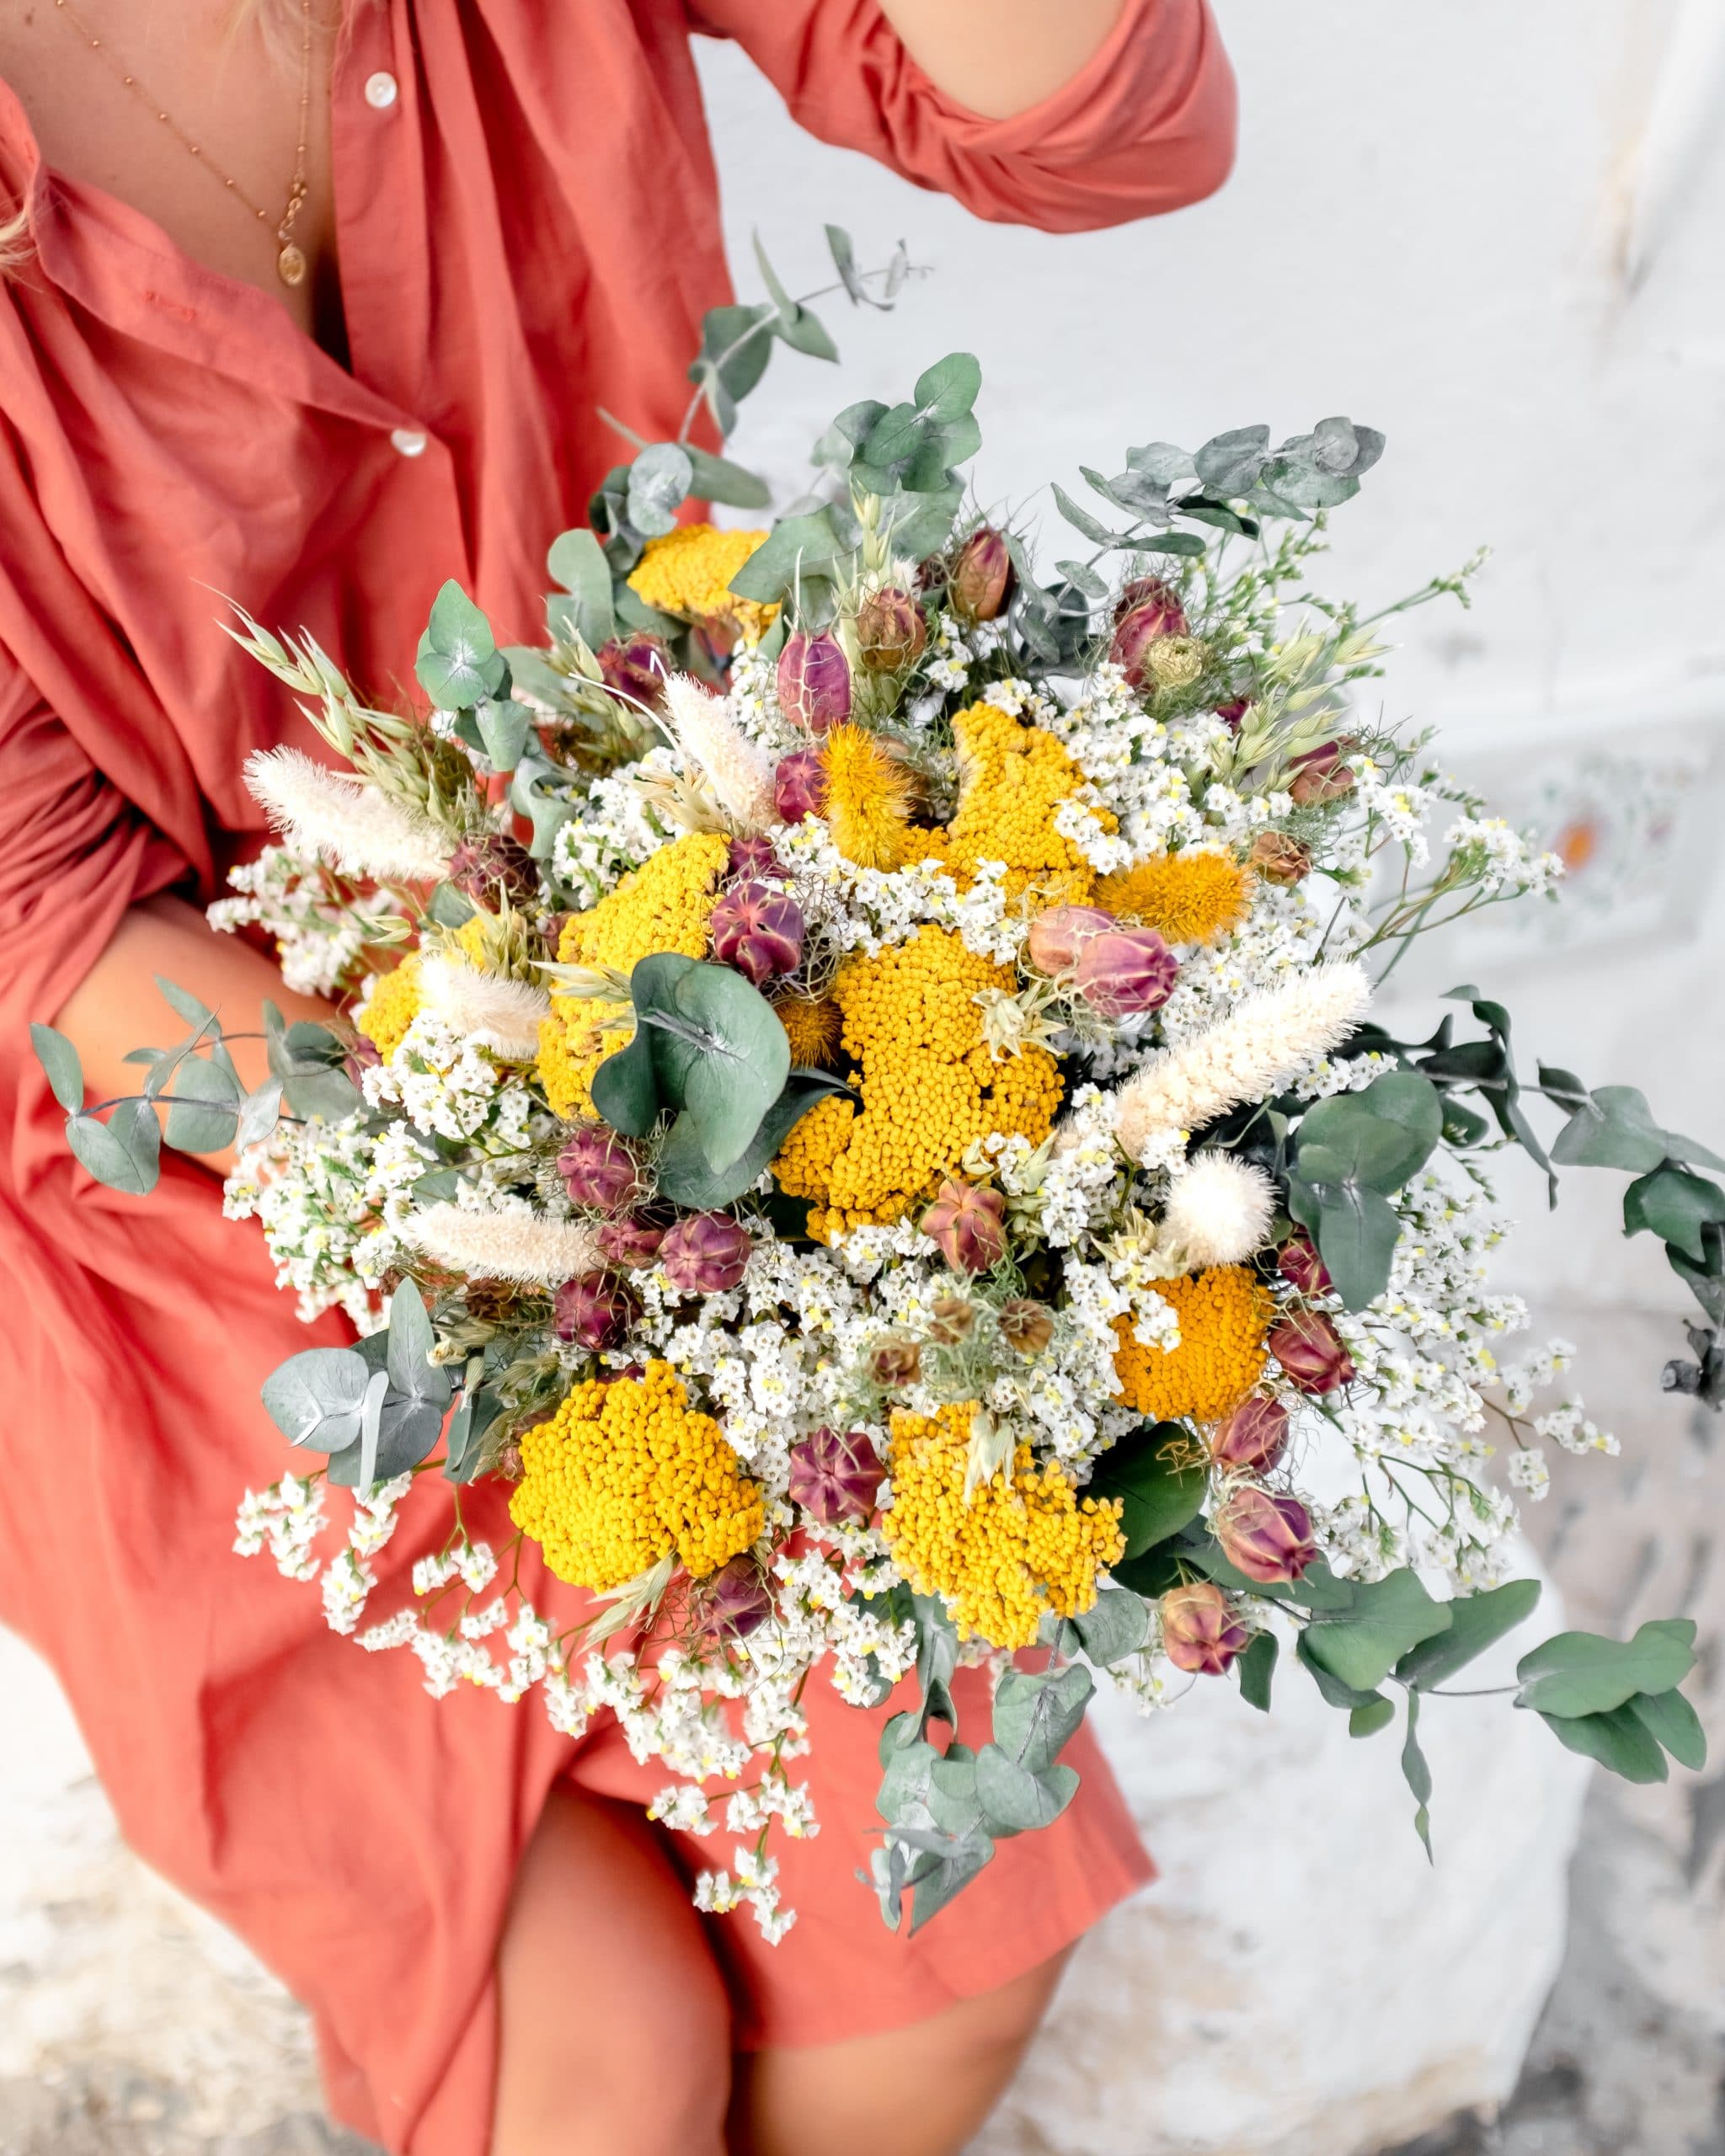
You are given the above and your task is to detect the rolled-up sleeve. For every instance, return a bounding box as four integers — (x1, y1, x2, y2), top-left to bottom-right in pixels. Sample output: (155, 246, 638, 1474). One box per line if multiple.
(685, 0, 1236, 232)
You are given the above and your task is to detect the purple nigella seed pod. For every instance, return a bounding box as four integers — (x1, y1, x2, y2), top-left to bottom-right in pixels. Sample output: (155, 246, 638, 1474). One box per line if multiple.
(1026, 904, 1114, 976)
(948, 528, 1012, 624)
(1160, 1582, 1252, 1675)
(660, 1211, 753, 1294)
(1213, 1487, 1317, 1585)
(788, 1425, 884, 1526)
(1278, 1234, 1333, 1298)
(920, 1178, 1007, 1276)
(595, 632, 672, 712)
(700, 1557, 773, 1641)
(1109, 578, 1188, 688)
(1269, 1309, 1357, 1396)
(448, 832, 538, 907)
(856, 586, 927, 673)
(777, 631, 852, 735)
(557, 1123, 640, 1214)
(728, 835, 781, 882)
(773, 748, 828, 825)
(553, 1272, 638, 1352)
(1074, 927, 1180, 1018)
(710, 879, 804, 987)
(597, 1214, 666, 1270)
(1210, 1396, 1291, 1476)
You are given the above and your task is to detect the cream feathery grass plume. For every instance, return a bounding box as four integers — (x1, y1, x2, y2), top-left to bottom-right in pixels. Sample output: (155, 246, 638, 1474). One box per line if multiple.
(418, 954, 551, 1062)
(244, 746, 453, 883)
(661, 672, 776, 833)
(403, 1204, 602, 1287)
(1159, 1152, 1277, 1267)
(1116, 963, 1373, 1162)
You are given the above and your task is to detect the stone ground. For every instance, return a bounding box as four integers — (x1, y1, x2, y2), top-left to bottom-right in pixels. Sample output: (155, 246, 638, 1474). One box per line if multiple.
(3, 1300, 1719, 2156)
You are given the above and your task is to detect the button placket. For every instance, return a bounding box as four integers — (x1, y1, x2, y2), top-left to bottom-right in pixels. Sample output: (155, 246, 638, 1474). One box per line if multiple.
(364, 70, 399, 110)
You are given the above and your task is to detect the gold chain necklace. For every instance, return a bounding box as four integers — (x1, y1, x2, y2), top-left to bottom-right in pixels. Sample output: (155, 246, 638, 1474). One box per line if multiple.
(51, 0, 316, 288)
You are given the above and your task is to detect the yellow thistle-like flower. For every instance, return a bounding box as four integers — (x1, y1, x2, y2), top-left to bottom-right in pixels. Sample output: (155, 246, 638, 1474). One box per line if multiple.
(355, 954, 423, 1059)
(1113, 1266, 1270, 1424)
(881, 1402, 1124, 1647)
(1097, 851, 1249, 947)
(821, 723, 918, 871)
(917, 701, 1113, 905)
(510, 1361, 764, 1593)
(773, 994, 843, 1069)
(772, 924, 1062, 1240)
(626, 523, 777, 640)
(535, 830, 731, 1118)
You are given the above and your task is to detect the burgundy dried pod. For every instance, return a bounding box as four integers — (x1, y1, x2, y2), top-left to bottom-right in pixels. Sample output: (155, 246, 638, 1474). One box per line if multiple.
(553, 1272, 638, 1352)
(596, 1214, 666, 1270)
(700, 1557, 773, 1643)
(1268, 1308, 1358, 1396)
(788, 1425, 884, 1526)
(1026, 903, 1115, 975)
(870, 1337, 923, 1389)
(920, 1178, 1007, 1275)
(596, 632, 673, 712)
(856, 586, 927, 673)
(1210, 1396, 1291, 1476)
(709, 879, 805, 987)
(1213, 1486, 1318, 1585)
(1109, 577, 1189, 687)
(1278, 1234, 1334, 1297)
(1214, 697, 1252, 731)
(556, 1123, 639, 1214)
(773, 747, 829, 825)
(727, 835, 781, 882)
(1160, 1582, 1252, 1675)
(948, 527, 1012, 624)
(447, 831, 538, 908)
(344, 1034, 382, 1086)
(660, 1210, 753, 1294)
(1287, 740, 1357, 805)
(1248, 830, 1312, 886)
(1075, 927, 1180, 1018)
(777, 630, 852, 734)
(999, 1299, 1056, 1357)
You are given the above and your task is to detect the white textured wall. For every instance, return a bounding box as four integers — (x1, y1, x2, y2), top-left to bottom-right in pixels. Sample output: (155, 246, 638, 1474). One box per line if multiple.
(697, 0, 1725, 1310)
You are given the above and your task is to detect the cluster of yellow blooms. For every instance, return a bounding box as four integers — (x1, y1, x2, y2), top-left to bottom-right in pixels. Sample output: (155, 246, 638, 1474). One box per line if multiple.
(773, 994, 842, 1069)
(1113, 1266, 1270, 1424)
(881, 1402, 1125, 1648)
(355, 916, 505, 1061)
(772, 924, 1063, 1239)
(510, 1361, 764, 1593)
(625, 523, 777, 640)
(1097, 850, 1249, 947)
(915, 702, 1112, 905)
(536, 831, 731, 1118)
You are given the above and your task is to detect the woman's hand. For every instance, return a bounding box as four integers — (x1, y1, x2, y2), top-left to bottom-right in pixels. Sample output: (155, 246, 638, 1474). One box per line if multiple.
(873, 0, 1128, 119)
(53, 892, 337, 1179)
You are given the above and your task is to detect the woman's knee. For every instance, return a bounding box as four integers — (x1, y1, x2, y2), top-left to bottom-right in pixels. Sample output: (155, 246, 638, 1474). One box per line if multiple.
(494, 1787, 732, 2156)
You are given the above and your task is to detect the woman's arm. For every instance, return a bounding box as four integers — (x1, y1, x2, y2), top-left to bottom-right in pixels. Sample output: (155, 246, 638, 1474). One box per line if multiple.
(873, 0, 1126, 119)
(54, 893, 335, 1177)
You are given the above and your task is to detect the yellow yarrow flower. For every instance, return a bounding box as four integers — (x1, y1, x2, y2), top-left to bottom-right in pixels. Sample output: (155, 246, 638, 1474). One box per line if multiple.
(510, 1361, 764, 1593)
(916, 701, 1113, 905)
(355, 954, 423, 1059)
(821, 723, 918, 871)
(772, 924, 1062, 1239)
(535, 830, 731, 1118)
(626, 523, 777, 640)
(1097, 851, 1249, 947)
(881, 1402, 1125, 1648)
(1113, 1266, 1270, 1424)
(772, 994, 843, 1069)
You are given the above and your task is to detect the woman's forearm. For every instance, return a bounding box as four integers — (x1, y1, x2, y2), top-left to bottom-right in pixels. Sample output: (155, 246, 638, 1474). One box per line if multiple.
(53, 893, 335, 1176)
(873, 0, 1127, 118)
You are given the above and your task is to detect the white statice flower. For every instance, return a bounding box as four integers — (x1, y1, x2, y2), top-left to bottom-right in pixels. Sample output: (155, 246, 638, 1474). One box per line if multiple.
(1442, 814, 1565, 899)
(649, 1785, 718, 1835)
(1352, 757, 1432, 865)
(551, 751, 680, 903)
(322, 1548, 376, 1634)
(244, 746, 453, 883)
(233, 1474, 327, 1582)
(1506, 1447, 1551, 1500)
(1534, 1401, 1619, 1457)
(224, 1116, 389, 1327)
(208, 841, 397, 997)
(362, 1014, 535, 1146)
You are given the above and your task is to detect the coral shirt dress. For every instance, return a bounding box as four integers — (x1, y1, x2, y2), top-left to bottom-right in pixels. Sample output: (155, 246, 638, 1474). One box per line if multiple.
(0, 3, 1234, 2148)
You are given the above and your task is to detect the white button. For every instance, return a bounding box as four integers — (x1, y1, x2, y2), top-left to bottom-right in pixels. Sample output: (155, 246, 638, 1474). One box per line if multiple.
(364, 70, 398, 109)
(390, 427, 428, 458)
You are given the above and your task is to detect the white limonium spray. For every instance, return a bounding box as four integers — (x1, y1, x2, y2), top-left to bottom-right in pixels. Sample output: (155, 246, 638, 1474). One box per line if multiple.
(244, 746, 454, 883)
(1115, 962, 1373, 1159)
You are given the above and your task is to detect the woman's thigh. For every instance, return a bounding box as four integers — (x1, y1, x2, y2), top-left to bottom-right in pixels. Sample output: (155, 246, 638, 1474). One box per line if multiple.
(727, 1944, 1073, 2156)
(494, 1785, 734, 2156)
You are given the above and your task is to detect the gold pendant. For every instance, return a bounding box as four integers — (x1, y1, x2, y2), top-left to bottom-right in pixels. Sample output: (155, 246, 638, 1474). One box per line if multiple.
(277, 242, 308, 288)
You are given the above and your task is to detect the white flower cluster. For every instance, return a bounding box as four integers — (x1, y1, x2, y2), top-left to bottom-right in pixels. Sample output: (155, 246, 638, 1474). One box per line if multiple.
(208, 841, 399, 997)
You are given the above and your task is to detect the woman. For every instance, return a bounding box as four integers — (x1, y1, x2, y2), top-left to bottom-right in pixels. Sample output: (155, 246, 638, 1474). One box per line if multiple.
(0, 4, 1234, 2150)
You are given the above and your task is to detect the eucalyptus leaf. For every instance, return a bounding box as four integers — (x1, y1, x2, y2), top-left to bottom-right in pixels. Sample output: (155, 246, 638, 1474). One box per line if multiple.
(234, 1076, 285, 1150)
(1395, 1577, 1541, 1689)
(475, 697, 532, 773)
(681, 444, 772, 511)
(1628, 1686, 1708, 1771)
(974, 1747, 1078, 1833)
(589, 1023, 660, 1139)
(546, 526, 617, 649)
(728, 509, 853, 606)
(626, 443, 695, 539)
(1301, 1568, 1452, 1694)
(1402, 1691, 1434, 1857)
(1349, 1696, 1396, 1739)
(67, 1101, 160, 1195)
(651, 963, 789, 1175)
(751, 233, 839, 360)
(30, 1023, 84, 1113)
(1237, 1630, 1278, 1711)
(1193, 424, 1269, 496)
(1049, 483, 1124, 549)
(259, 1345, 371, 1453)
(656, 1071, 850, 1209)
(1516, 1620, 1696, 1719)
(1086, 1422, 1205, 1557)
(1538, 1701, 1669, 1784)
(1623, 1165, 1725, 1262)
(153, 976, 218, 1030)
(990, 1663, 1094, 1777)
(163, 1054, 243, 1154)
(1066, 1587, 1151, 1667)
(415, 580, 506, 709)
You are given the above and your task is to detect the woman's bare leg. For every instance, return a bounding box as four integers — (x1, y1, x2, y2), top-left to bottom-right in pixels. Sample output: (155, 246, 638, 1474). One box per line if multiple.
(728, 1945, 1074, 2156)
(494, 1786, 734, 2156)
